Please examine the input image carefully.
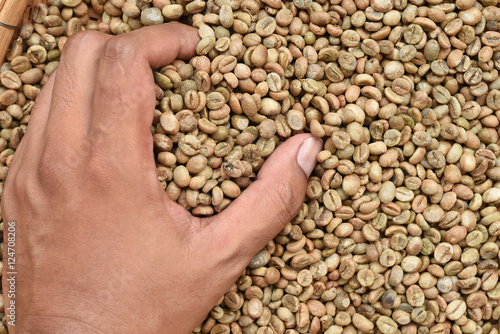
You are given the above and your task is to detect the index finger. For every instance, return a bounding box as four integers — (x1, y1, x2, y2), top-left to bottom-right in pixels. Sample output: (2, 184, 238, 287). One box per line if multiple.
(90, 23, 200, 161)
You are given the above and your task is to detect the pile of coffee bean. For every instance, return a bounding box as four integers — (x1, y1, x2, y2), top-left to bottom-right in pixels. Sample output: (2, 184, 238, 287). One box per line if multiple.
(1, 0, 500, 333)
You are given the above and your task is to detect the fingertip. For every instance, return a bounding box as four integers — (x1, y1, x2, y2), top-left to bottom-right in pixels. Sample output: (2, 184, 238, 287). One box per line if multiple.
(296, 136, 323, 177)
(167, 23, 201, 59)
(256, 134, 322, 181)
(135, 23, 200, 66)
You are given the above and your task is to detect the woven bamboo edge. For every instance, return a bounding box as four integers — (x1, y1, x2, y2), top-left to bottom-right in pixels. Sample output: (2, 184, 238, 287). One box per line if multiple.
(0, 0, 46, 65)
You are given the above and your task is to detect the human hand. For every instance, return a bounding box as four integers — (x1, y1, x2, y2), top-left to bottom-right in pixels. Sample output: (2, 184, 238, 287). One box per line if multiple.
(2, 23, 322, 333)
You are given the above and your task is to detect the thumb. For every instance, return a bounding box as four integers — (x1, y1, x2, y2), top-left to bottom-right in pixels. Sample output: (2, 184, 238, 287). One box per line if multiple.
(211, 134, 322, 259)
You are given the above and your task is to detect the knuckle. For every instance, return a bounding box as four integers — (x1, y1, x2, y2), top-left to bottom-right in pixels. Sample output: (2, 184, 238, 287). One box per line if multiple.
(62, 30, 105, 56)
(35, 139, 118, 192)
(101, 36, 138, 63)
(2, 170, 43, 216)
(3, 148, 71, 210)
(35, 138, 91, 189)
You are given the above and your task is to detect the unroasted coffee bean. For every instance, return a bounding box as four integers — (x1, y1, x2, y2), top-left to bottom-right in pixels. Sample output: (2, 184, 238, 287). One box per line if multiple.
(293, 0, 312, 10)
(446, 300, 467, 320)
(0, 71, 22, 90)
(353, 313, 373, 332)
(376, 316, 398, 334)
(141, 7, 164, 25)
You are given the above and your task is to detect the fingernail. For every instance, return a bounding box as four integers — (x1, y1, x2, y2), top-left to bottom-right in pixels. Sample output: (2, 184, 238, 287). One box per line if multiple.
(297, 137, 322, 176)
